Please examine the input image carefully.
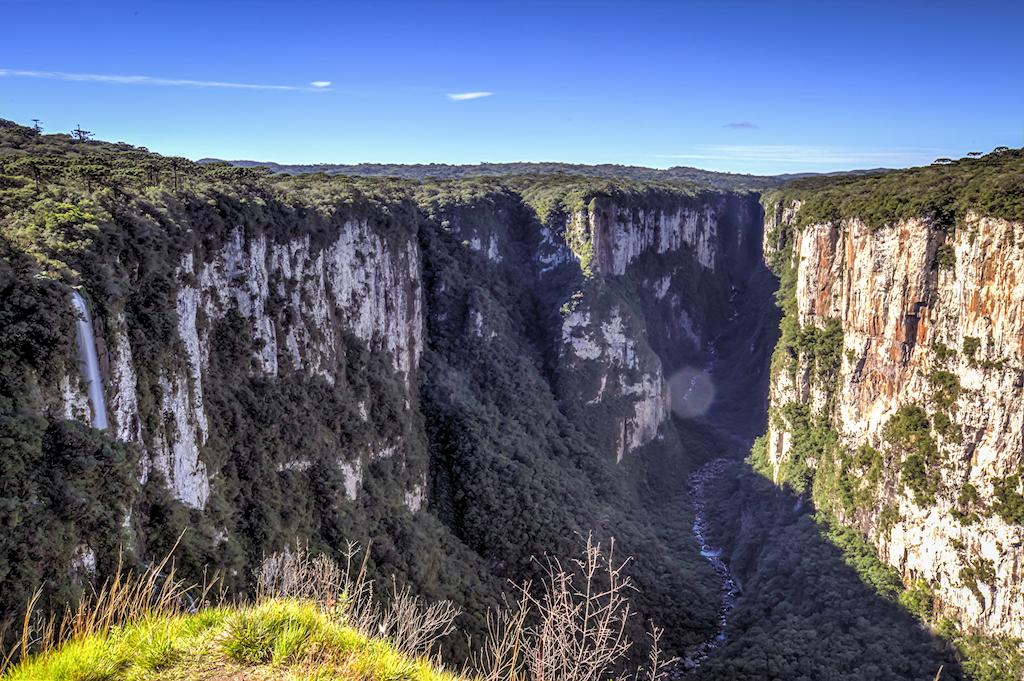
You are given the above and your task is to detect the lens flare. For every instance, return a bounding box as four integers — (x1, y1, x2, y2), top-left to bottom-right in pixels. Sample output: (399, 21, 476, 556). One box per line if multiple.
(669, 366, 716, 419)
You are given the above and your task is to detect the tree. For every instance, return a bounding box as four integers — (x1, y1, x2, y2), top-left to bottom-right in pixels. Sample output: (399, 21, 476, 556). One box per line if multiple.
(966, 151, 982, 158)
(31, 119, 43, 133)
(71, 125, 93, 142)
(932, 158, 953, 165)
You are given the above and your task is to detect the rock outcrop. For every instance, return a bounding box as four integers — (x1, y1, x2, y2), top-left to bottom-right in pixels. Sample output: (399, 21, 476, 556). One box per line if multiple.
(762, 200, 1024, 637)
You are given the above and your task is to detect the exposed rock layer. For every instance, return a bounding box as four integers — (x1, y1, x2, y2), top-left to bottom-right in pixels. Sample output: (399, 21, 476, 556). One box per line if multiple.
(763, 201, 1024, 637)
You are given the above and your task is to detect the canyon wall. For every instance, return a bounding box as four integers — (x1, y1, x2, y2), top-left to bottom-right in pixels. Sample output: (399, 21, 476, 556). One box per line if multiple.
(761, 199, 1024, 637)
(5, 153, 770, 654)
(62, 190, 764, 503)
(551, 194, 770, 463)
(61, 219, 425, 512)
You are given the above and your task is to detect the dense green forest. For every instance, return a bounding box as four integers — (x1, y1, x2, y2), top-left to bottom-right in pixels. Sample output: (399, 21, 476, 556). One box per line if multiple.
(764, 147, 1024, 230)
(200, 158, 797, 190)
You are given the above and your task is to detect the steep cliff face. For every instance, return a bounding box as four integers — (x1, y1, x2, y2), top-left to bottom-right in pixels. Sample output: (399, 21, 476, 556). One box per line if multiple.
(59, 219, 424, 512)
(395, 183, 775, 653)
(421, 187, 769, 471)
(761, 200, 1024, 637)
(552, 194, 771, 464)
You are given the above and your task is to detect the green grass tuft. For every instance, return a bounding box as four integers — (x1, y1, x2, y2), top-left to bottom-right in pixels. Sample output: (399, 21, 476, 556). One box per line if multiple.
(4, 599, 459, 681)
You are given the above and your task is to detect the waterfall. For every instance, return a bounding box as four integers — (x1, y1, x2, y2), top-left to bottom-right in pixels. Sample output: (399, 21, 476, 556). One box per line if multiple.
(71, 291, 109, 430)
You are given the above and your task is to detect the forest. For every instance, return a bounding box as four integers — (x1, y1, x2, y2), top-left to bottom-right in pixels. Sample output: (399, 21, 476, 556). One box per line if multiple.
(765, 147, 1024, 231)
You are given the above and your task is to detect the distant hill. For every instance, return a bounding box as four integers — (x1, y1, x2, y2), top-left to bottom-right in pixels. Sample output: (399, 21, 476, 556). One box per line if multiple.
(196, 159, 873, 191)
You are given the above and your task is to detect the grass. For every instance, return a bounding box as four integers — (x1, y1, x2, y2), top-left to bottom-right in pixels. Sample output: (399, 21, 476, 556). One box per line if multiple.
(3, 542, 675, 681)
(2, 545, 466, 681)
(4, 599, 463, 681)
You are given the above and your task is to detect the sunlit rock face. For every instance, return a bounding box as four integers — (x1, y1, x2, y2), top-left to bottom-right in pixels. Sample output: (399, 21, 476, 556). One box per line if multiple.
(569, 203, 720, 276)
(763, 201, 1024, 637)
(560, 305, 670, 462)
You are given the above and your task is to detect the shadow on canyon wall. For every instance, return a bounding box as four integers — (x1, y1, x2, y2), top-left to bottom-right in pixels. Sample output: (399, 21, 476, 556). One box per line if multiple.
(654, 205, 967, 679)
(694, 463, 966, 680)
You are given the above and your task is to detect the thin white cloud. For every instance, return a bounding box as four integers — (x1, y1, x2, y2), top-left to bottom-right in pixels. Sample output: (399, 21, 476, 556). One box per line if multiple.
(0, 68, 330, 92)
(656, 145, 948, 167)
(447, 91, 493, 101)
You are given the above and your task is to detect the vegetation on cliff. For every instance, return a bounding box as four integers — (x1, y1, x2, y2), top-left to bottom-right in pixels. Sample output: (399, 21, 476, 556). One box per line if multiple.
(763, 146, 1024, 231)
(754, 178, 1024, 679)
(0, 118, 729, 665)
(198, 158, 791, 191)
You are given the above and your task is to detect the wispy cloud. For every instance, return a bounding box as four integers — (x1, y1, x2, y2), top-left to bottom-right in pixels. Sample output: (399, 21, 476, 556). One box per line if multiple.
(0, 68, 331, 92)
(447, 91, 493, 101)
(724, 122, 758, 129)
(656, 145, 948, 167)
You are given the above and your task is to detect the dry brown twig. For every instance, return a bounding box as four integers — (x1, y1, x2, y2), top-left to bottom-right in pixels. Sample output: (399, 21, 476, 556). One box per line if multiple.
(1, 532, 219, 675)
(472, 533, 677, 681)
(254, 540, 461, 659)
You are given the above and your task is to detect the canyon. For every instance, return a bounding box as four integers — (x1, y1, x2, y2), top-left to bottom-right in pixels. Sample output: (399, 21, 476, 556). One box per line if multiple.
(0, 121, 1021, 678)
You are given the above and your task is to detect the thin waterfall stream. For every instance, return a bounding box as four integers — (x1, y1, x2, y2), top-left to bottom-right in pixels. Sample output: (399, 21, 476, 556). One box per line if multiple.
(71, 291, 109, 430)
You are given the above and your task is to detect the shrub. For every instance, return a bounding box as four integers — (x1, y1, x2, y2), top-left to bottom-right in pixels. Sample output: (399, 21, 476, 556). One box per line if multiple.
(962, 336, 981, 360)
(883, 405, 935, 456)
(878, 505, 900, 535)
(775, 403, 838, 494)
(883, 406, 941, 506)
(934, 243, 956, 271)
(928, 370, 962, 410)
(898, 579, 935, 620)
(952, 482, 982, 525)
(799, 318, 844, 390)
(931, 341, 957, 363)
(992, 474, 1024, 524)
(901, 454, 938, 506)
(932, 411, 963, 444)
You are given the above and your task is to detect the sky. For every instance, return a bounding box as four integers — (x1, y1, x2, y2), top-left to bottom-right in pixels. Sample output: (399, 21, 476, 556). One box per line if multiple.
(1, 0, 1022, 174)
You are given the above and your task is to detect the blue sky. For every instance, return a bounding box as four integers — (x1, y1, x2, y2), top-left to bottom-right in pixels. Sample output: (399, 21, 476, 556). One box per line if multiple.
(1, 0, 1021, 174)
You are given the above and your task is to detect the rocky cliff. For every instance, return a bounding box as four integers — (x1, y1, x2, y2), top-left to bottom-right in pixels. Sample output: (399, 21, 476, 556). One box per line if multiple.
(760, 193, 1024, 637)
(63, 220, 424, 511)
(553, 193, 771, 463)
(0, 123, 783, 660)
